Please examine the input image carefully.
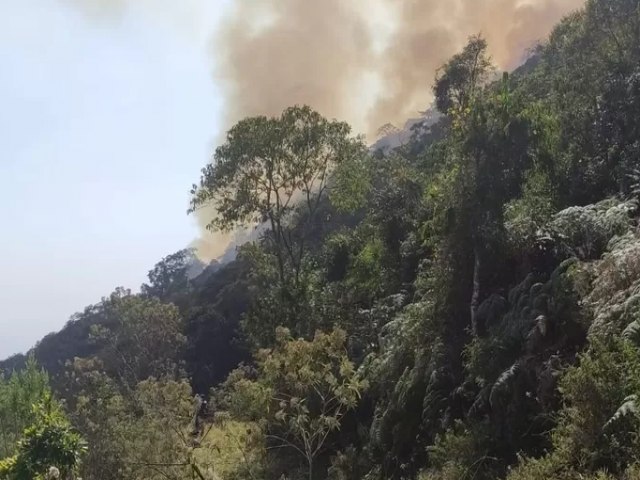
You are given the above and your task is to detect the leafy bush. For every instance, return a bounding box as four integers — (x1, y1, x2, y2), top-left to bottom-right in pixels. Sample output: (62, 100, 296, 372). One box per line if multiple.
(546, 199, 636, 260)
(0, 395, 85, 480)
(220, 327, 366, 480)
(511, 338, 640, 479)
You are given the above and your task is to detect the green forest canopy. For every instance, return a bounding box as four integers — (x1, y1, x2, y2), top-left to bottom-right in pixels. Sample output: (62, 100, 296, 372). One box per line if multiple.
(3, 1, 640, 479)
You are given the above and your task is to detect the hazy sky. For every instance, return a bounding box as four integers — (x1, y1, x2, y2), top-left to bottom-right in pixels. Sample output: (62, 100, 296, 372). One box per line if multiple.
(0, 0, 229, 358)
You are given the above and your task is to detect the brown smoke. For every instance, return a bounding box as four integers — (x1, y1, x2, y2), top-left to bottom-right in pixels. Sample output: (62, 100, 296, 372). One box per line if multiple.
(213, 0, 376, 132)
(66, 0, 584, 133)
(191, 211, 236, 262)
(216, 0, 585, 136)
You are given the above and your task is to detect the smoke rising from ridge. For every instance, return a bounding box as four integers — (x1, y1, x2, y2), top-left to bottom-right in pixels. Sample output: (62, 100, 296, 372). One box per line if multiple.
(66, 0, 584, 132)
(64, 0, 586, 261)
(194, 0, 584, 261)
(216, 0, 584, 135)
(213, 0, 376, 131)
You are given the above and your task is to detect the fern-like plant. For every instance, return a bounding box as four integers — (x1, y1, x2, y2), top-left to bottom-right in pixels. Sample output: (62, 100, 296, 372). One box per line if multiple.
(603, 395, 639, 431)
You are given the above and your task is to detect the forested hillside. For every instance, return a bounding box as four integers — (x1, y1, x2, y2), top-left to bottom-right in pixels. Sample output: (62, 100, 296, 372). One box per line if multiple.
(3, 1, 640, 479)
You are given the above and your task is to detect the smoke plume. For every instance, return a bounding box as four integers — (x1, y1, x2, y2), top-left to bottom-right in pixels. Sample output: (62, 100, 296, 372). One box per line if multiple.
(193, 0, 584, 261)
(65, 0, 586, 261)
(215, 0, 584, 135)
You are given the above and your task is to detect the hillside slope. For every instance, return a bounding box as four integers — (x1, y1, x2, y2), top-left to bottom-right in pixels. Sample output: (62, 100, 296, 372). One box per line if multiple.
(3, 1, 640, 479)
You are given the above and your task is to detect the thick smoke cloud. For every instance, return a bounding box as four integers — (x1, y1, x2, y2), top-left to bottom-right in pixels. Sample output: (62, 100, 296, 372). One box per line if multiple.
(67, 0, 585, 132)
(214, 0, 377, 132)
(216, 0, 584, 135)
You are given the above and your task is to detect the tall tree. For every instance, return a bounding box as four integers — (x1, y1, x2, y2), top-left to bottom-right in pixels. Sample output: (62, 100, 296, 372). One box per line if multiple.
(141, 249, 204, 306)
(433, 36, 495, 335)
(434, 35, 493, 115)
(189, 105, 367, 290)
(89, 290, 185, 389)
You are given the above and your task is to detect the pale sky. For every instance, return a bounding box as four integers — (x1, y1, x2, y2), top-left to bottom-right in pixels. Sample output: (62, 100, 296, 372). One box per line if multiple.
(0, 0, 229, 358)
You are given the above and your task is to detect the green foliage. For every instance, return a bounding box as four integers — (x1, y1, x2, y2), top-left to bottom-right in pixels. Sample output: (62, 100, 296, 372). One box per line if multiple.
(0, 357, 51, 459)
(585, 230, 640, 336)
(547, 199, 636, 260)
(511, 337, 640, 478)
(347, 237, 386, 299)
(0, 395, 85, 480)
(364, 295, 449, 478)
(604, 394, 638, 431)
(329, 150, 371, 213)
(7, 3, 640, 479)
(434, 35, 493, 114)
(89, 289, 186, 388)
(72, 373, 222, 480)
(420, 421, 501, 480)
(191, 105, 365, 233)
(141, 248, 203, 304)
(190, 105, 367, 295)
(221, 327, 366, 480)
(190, 106, 369, 350)
(68, 365, 127, 480)
(196, 416, 266, 480)
(504, 167, 557, 249)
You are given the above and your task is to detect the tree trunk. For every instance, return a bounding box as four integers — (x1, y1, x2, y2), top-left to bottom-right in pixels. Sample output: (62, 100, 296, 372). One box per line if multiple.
(470, 244, 481, 336)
